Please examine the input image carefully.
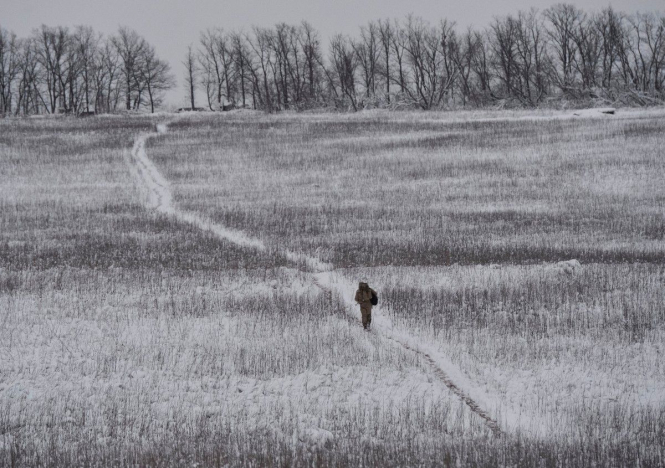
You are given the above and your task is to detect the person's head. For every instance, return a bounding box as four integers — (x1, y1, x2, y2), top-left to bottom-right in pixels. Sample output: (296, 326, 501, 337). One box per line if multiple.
(359, 281, 368, 290)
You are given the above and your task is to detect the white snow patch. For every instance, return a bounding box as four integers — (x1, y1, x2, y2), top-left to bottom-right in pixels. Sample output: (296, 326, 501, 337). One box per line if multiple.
(551, 259, 582, 276)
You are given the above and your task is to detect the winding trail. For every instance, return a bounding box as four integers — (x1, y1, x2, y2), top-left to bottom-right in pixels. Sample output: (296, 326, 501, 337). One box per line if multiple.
(128, 120, 505, 436)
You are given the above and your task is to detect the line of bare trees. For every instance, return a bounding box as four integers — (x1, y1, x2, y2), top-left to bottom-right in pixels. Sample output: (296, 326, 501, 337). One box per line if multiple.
(3, 3, 663, 115)
(192, 4, 665, 111)
(191, 21, 326, 112)
(0, 25, 174, 115)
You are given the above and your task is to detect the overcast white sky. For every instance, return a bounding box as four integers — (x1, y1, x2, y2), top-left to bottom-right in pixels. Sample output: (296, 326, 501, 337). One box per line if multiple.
(2, 0, 663, 106)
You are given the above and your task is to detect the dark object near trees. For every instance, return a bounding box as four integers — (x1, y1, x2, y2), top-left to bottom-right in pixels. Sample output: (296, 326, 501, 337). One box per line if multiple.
(177, 107, 206, 113)
(78, 111, 96, 117)
(370, 291, 378, 306)
(222, 104, 236, 111)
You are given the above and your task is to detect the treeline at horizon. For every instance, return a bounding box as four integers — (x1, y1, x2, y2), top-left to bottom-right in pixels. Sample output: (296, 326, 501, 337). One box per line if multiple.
(0, 26, 175, 116)
(1, 3, 664, 115)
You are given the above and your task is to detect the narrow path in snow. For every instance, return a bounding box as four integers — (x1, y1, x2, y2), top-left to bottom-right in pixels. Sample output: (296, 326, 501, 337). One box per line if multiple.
(128, 121, 504, 436)
(312, 273, 503, 436)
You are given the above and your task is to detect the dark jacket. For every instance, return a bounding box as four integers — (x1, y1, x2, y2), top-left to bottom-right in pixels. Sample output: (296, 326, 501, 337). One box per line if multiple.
(355, 282, 375, 305)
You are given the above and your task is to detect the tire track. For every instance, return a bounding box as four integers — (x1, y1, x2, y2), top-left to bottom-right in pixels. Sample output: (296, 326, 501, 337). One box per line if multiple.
(128, 121, 504, 437)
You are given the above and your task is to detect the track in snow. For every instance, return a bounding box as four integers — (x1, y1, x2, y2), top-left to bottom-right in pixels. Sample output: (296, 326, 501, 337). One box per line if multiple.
(311, 273, 503, 436)
(128, 121, 503, 436)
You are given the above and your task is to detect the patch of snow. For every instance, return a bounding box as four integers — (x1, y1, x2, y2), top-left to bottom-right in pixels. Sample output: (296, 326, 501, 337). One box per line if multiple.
(551, 259, 582, 276)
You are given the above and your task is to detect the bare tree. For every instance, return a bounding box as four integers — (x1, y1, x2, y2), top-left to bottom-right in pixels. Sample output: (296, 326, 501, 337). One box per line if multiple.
(389, 19, 409, 94)
(199, 47, 218, 110)
(33, 25, 70, 113)
(216, 32, 236, 104)
(514, 9, 549, 105)
(353, 22, 380, 99)
(595, 7, 622, 89)
(141, 44, 174, 113)
(377, 19, 394, 100)
(404, 17, 458, 109)
(112, 27, 146, 111)
(572, 14, 602, 90)
(72, 26, 99, 113)
(286, 24, 306, 106)
(544, 3, 585, 92)
(471, 30, 493, 101)
(15, 37, 41, 115)
(0, 27, 20, 114)
(96, 38, 121, 113)
(490, 15, 521, 100)
(299, 21, 323, 105)
(329, 34, 359, 110)
(613, 12, 637, 89)
(199, 28, 234, 109)
(231, 32, 250, 108)
(183, 45, 197, 108)
(271, 23, 298, 109)
(248, 26, 274, 111)
(628, 13, 665, 94)
(452, 28, 478, 105)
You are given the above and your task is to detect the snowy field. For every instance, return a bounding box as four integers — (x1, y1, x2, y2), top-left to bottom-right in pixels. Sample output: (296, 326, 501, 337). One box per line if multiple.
(1, 108, 664, 466)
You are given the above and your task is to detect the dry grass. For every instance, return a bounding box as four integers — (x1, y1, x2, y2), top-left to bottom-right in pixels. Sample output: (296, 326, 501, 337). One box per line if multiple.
(1, 109, 665, 466)
(155, 109, 665, 267)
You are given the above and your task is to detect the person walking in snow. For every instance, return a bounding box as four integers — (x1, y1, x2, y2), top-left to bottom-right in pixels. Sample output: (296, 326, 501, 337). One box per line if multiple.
(354, 282, 377, 330)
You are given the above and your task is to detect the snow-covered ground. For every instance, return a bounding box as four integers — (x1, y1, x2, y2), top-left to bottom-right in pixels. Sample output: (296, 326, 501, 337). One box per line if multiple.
(129, 121, 505, 435)
(1, 109, 664, 466)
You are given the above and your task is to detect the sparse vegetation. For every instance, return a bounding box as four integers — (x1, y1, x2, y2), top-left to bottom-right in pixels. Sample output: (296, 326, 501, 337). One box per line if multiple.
(1, 108, 664, 466)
